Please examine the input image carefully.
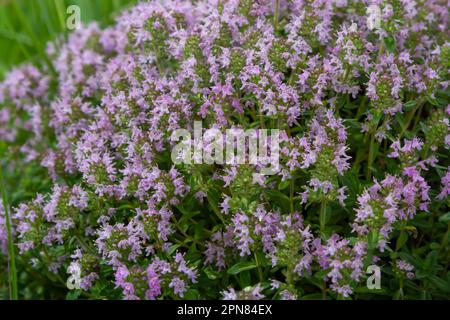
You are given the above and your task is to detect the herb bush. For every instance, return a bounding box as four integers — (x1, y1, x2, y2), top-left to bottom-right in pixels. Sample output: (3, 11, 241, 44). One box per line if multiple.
(0, 0, 449, 300)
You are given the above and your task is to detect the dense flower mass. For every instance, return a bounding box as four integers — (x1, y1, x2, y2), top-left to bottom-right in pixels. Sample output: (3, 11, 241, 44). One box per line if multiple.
(0, 0, 449, 300)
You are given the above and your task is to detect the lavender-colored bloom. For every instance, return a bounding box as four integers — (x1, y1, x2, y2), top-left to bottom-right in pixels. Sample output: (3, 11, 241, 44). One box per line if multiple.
(396, 260, 415, 279)
(0, 0, 448, 301)
(222, 288, 238, 300)
(169, 276, 187, 297)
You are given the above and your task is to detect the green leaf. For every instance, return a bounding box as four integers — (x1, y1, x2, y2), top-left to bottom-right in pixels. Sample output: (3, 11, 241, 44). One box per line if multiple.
(203, 267, 221, 280)
(264, 189, 291, 212)
(426, 96, 439, 106)
(301, 293, 324, 300)
(439, 212, 450, 223)
(396, 232, 408, 251)
(168, 244, 181, 255)
(184, 289, 200, 300)
(239, 271, 252, 288)
(206, 189, 225, 223)
(194, 222, 208, 240)
(227, 261, 256, 275)
(278, 179, 290, 190)
(383, 36, 396, 53)
(424, 251, 440, 271)
(426, 275, 450, 293)
(367, 231, 379, 251)
(66, 290, 82, 300)
(354, 287, 386, 295)
(404, 100, 417, 111)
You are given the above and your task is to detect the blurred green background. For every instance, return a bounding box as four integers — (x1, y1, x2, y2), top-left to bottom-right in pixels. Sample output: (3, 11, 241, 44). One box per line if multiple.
(0, 0, 137, 80)
(0, 0, 136, 298)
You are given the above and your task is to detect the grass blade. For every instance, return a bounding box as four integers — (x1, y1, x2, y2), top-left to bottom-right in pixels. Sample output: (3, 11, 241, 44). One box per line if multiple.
(0, 163, 18, 300)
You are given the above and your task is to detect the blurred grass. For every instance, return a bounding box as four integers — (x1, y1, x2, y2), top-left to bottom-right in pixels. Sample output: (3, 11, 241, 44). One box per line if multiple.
(0, 0, 136, 299)
(0, 0, 137, 80)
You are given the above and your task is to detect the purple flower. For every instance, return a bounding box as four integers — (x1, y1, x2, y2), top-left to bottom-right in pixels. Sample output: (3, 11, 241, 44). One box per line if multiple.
(169, 276, 186, 297)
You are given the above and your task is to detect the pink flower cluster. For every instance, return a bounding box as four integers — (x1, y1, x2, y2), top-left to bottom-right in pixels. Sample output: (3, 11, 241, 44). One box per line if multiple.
(0, 0, 448, 300)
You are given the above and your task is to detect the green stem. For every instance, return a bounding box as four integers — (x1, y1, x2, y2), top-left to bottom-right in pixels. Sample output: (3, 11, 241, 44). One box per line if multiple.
(273, 0, 280, 30)
(400, 108, 417, 139)
(41, 246, 68, 287)
(400, 100, 424, 139)
(342, 63, 351, 82)
(441, 223, 450, 250)
(259, 111, 265, 129)
(421, 144, 430, 160)
(288, 70, 295, 86)
(320, 200, 328, 239)
(151, 43, 164, 75)
(254, 252, 263, 282)
(366, 132, 376, 180)
(322, 280, 327, 300)
(289, 177, 294, 214)
(399, 279, 404, 300)
(53, 0, 67, 31)
(171, 214, 203, 247)
(411, 103, 424, 131)
(286, 263, 293, 286)
(356, 96, 368, 119)
(0, 163, 18, 300)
